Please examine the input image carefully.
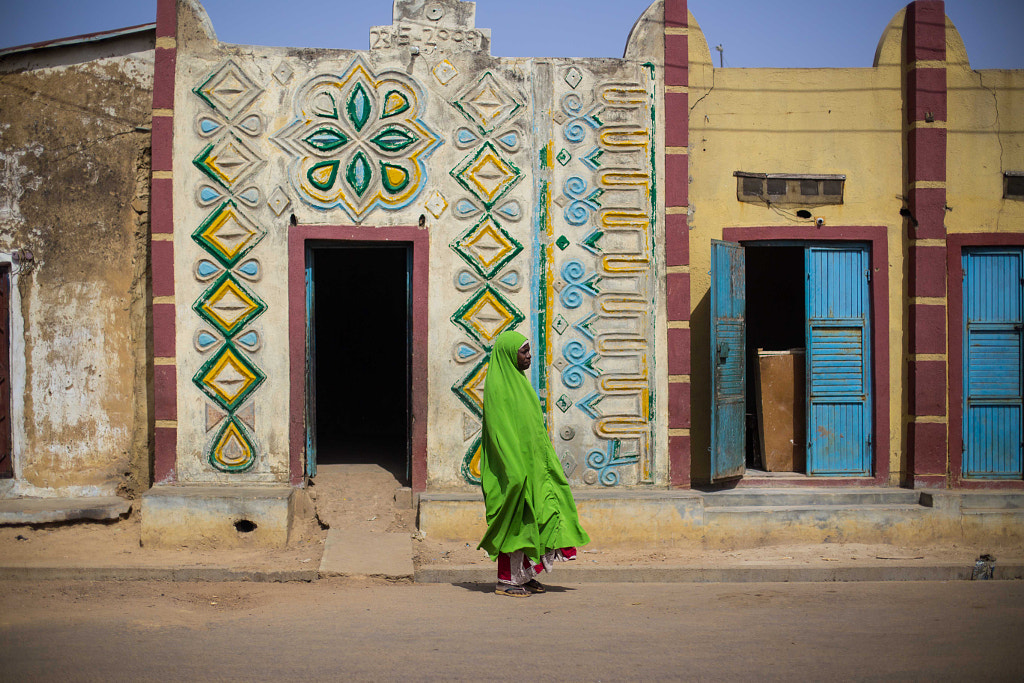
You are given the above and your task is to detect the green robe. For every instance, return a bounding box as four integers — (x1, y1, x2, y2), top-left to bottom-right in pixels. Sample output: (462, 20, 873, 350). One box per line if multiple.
(477, 330, 590, 562)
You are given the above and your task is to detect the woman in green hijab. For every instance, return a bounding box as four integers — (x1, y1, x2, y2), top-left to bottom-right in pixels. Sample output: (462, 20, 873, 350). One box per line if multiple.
(478, 329, 590, 597)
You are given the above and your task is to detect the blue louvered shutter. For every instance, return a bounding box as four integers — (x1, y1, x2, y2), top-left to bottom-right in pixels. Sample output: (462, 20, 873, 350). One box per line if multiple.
(805, 245, 872, 476)
(710, 240, 746, 481)
(963, 248, 1023, 479)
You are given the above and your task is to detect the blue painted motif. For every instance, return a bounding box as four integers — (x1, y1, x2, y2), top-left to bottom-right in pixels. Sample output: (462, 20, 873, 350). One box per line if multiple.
(561, 340, 600, 388)
(499, 131, 518, 146)
(559, 260, 600, 309)
(562, 176, 603, 226)
(197, 259, 222, 279)
(576, 391, 603, 419)
(196, 330, 220, 351)
(200, 186, 222, 204)
(236, 258, 260, 279)
(200, 118, 221, 134)
(495, 200, 521, 221)
(498, 270, 519, 289)
(455, 198, 482, 219)
(586, 439, 638, 486)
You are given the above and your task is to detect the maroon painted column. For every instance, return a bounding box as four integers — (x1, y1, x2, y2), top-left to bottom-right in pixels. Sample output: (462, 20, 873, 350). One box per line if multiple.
(904, 1, 948, 488)
(664, 0, 691, 487)
(151, 0, 178, 484)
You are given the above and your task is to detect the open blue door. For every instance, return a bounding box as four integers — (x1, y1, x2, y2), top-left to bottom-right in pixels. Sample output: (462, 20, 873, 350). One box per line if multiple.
(962, 248, 1023, 479)
(805, 245, 871, 476)
(710, 240, 746, 481)
(304, 248, 317, 478)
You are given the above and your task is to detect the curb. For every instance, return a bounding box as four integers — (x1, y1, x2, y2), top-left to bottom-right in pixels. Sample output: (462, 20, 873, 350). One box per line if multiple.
(3, 563, 1022, 584)
(415, 562, 1024, 584)
(0, 566, 318, 582)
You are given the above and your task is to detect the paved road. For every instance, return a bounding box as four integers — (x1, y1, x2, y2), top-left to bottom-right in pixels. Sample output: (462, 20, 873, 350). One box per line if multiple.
(2, 579, 1022, 680)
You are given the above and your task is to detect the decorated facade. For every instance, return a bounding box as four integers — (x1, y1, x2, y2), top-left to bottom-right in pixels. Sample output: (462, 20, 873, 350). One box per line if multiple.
(2, 0, 1022, 546)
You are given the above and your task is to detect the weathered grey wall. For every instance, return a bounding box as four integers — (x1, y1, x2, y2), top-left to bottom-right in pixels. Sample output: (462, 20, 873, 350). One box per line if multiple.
(0, 36, 155, 496)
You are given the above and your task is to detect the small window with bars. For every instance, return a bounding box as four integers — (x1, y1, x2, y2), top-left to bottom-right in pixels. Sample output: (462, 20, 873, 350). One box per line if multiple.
(1005, 172, 1024, 200)
(735, 172, 845, 206)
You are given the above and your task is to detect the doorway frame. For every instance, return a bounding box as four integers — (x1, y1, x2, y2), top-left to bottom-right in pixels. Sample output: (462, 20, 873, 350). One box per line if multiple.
(947, 233, 1024, 490)
(722, 225, 890, 486)
(288, 225, 429, 491)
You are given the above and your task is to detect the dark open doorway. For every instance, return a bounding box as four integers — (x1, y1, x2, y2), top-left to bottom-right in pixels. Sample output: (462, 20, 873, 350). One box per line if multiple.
(744, 245, 806, 472)
(309, 245, 410, 484)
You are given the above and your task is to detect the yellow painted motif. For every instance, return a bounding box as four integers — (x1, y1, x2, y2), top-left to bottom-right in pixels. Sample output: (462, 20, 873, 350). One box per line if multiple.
(200, 347, 258, 405)
(212, 420, 253, 468)
(465, 219, 515, 269)
(198, 204, 259, 262)
(199, 278, 260, 333)
(466, 151, 516, 203)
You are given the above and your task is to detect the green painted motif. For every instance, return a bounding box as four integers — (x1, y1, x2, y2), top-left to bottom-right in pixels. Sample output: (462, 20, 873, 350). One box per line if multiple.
(555, 235, 570, 250)
(346, 151, 372, 196)
(307, 160, 340, 191)
(192, 342, 267, 413)
(303, 126, 349, 152)
(191, 199, 265, 268)
(370, 126, 418, 153)
(193, 271, 267, 339)
(451, 215, 524, 279)
(381, 89, 411, 118)
(556, 149, 571, 166)
(192, 143, 228, 189)
(347, 82, 372, 132)
(581, 228, 603, 253)
(450, 284, 525, 348)
(379, 162, 410, 194)
(208, 416, 257, 473)
(451, 356, 489, 417)
(450, 141, 523, 209)
(460, 436, 482, 485)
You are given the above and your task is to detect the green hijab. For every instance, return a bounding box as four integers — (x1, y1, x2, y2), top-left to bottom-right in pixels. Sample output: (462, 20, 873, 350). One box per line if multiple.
(477, 330, 590, 562)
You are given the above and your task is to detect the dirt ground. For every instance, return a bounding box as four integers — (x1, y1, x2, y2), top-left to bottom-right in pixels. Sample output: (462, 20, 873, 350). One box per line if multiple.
(1, 463, 1021, 574)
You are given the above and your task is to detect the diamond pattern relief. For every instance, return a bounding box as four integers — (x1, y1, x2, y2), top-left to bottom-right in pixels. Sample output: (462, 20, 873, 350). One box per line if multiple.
(193, 272, 266, 338)
(193, 133, 265, 189)
(450, 141, 522, 209)
(192, 200, 265, 267)
(451, 216, 523, 279)
(452, 357, 488, 416)
(453, 72, 523, 135)
(451, 284, 524, 346)
(194, 344, 266, 412)
(193, 60, 264, 120)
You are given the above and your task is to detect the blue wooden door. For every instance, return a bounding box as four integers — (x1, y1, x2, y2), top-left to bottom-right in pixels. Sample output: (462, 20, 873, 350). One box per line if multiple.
(710, 240, 746, 481)
(304, 249, 317, 478)
(962, 248, 1023, 479)
(805, 245, 872, 476)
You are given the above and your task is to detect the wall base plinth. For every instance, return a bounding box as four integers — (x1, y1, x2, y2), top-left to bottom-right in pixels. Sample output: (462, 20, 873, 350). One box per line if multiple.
(141, 485, 305, 549)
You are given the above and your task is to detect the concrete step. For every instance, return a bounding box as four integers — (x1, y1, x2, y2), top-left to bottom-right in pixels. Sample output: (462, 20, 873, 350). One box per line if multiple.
(955, 492, 1024, 511)
(318, 529, 413, 580)
(700, 488, 921, 509)
(0, 496, 132, 525)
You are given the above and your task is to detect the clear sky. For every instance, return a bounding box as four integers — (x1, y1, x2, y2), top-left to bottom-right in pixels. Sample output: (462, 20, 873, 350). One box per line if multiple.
(2, 0, 1022, 69)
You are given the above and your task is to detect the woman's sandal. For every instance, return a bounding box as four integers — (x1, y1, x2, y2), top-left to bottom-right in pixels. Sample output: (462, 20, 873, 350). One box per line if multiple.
(524, 579, 546, 594)
(495, 584, 530, 598)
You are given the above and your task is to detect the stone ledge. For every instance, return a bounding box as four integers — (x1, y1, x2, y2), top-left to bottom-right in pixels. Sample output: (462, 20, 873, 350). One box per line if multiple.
(0, 497, 132, 526)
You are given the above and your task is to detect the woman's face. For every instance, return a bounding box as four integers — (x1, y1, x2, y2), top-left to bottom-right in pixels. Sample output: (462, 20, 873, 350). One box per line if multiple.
(517, 343, 532, 371)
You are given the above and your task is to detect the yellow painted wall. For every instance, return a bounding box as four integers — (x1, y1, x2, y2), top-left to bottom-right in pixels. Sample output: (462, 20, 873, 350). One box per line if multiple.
(945, 18, 1024, 234)
(684, 10, 907, 484)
